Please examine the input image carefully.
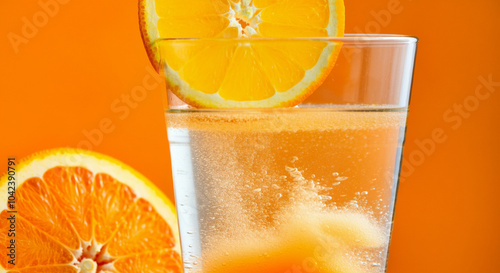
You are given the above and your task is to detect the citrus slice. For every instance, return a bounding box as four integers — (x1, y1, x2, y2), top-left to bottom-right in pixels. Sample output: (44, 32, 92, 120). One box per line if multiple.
(139, 0, 345, 108)
(0, 149, 181, 273)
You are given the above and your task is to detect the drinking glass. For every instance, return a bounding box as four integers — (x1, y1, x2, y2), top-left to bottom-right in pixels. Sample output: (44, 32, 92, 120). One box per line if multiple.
(159, 34, 417, 273)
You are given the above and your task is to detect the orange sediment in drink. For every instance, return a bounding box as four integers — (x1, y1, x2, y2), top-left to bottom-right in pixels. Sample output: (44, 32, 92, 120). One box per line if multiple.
(202, 207, 386, 273)
(166, 106, 407, 273)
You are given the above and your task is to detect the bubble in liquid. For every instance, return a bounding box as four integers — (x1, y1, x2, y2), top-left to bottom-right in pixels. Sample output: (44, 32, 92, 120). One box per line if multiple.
(332, 172, 339, 176)
(276, 193, 283, 199)
(291, 156, 299, 163)
(361, 191, 369, 195)
(272, 184, 281, 189)
(253, 188, 262, 192)
(320, 195, 333, 201)
(336, 177, 349, 181)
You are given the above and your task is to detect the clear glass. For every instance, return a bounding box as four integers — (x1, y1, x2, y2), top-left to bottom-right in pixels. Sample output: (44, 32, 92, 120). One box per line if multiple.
(159, 34, 418, 273)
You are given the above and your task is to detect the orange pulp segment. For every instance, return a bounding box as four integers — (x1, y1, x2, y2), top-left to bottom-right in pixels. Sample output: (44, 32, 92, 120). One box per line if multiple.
(139, 0, 345, 108)
(0, 149, 181, 273)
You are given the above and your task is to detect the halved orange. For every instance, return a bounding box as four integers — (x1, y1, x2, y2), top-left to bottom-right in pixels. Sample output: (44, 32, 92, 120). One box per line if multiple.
(0, 149, 181, 273)
(139, 0, 345, 108)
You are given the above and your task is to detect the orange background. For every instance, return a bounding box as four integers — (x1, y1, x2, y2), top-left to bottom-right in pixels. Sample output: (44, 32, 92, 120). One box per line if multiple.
(1, 0, 499, 272)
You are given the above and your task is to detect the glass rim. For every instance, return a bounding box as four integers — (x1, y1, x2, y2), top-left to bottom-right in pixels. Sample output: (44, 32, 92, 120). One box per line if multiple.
(154, 34, 418, 45)
(166, 104, 408, 113)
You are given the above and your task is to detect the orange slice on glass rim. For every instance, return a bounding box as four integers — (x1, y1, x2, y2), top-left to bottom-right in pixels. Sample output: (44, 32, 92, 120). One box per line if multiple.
(139, 0, 345, 108)
(0, 149, 181, 273)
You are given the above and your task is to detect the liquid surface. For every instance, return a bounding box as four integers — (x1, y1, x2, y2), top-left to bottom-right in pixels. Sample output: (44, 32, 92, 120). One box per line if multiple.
(166, 106, 407, 273)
